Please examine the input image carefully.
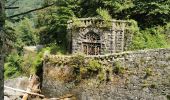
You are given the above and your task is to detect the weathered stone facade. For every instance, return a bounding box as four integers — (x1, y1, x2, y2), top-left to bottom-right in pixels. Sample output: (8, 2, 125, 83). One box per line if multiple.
(67, 18, 132, 55)
(42, 48, 170, 100)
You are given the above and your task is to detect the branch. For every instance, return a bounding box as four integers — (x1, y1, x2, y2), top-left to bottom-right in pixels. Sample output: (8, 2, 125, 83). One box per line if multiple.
(4, 85, 45, 98)
(7, 3, 55, 19)
(5, 6, 19, 9)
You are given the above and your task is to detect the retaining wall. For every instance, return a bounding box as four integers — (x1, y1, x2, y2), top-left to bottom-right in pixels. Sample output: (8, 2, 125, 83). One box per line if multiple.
(42, 48, 170, 100)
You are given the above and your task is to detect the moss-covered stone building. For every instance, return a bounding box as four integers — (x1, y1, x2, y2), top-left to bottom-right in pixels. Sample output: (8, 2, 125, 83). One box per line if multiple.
(67, 18, 133, 55)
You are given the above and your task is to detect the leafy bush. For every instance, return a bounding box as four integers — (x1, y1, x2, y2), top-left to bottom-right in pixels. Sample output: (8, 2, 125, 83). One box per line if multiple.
(30, 52, 43, 75)
(130, 26, 170, 50)
(4, 53, 22, 79)
(113, 61, 125, 75)
(87, 59, 101, 71)
(69, 54, 85, 69)
(96, 8, 112, 27)
(97, 70, 105, 81)
(69, 54, 102, 81)
(15, 17, 39, 46)
(46, 43, 67, 55)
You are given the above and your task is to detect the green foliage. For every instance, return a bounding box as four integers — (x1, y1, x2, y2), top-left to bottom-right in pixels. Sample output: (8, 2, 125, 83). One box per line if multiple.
(21, 52, 36, 76)
(4, 52, 22, 79)
(71, 17, 84, 28)
(47, 44, 67, 55)
(21, 48, 46, 76)
(6, 0, 43, 18)
(131, 0, 170, 28)
(113, 61, 125, 75)
(5, 18, 39, 54)
(69, 54, 85, 68)
(15, 17, 38, 46)
(69, 54, 102, 81)
(87, 59, 101, 71)
(36, 0, 76, 46)
(97, 70, 105, 81)
(144, 67, 152, 77)
(96, 8, 112, 27)
(31, 52, 43, 75)
(130, 25, 170, 50)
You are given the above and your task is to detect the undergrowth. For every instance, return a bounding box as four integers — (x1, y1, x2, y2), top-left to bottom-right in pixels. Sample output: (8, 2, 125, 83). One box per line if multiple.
(129, 24, 170, 50)
(69, 54, 103, 82)
(4, 52, 22, 79)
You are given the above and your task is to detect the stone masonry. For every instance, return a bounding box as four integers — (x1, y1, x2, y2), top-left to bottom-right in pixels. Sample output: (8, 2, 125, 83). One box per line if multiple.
(42, 48, 170, 100)
(67, 18, 132, 55)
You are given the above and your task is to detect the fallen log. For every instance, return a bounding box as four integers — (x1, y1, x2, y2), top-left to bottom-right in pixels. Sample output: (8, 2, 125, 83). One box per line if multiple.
(4, 85, 45, 98)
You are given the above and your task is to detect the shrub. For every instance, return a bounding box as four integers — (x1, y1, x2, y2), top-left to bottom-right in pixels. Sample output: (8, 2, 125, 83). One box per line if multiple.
(69, 55, 102, 81)
(129, 25, 170, 50)
(46, 43, 67, 55)
(69, 54, 85, 68)
(113, 61, 125, 75)
(4, 53, 22, 79)
(30, 52, 43, 75)
(96, 8, 112, 27)
(97, 70, 105, 81)
(87, 59, 101, 71)
(21, 47, 46, 76)
(69, 54, 85, 81)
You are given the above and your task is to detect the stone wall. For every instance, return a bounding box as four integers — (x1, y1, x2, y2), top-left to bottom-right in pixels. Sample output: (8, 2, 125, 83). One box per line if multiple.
(42, 48, 170, 100)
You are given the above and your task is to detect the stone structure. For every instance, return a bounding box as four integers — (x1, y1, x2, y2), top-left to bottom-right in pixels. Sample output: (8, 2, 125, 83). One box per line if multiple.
(67, 18, 132, 55)
(42, 48, 170, 100)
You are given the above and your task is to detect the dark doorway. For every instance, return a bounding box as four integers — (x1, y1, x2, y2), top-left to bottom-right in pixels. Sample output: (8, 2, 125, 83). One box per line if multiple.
(82, 32, 101, 55)
(83, 43, 101, 55)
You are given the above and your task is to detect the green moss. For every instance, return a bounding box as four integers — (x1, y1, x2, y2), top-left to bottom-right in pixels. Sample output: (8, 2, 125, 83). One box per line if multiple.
(144, 67, 152, 77)
(113, 61, 125, 75)
(68, 55, 103, 81)
(69, 54, 85, 68)
(97, 70, 105, 81)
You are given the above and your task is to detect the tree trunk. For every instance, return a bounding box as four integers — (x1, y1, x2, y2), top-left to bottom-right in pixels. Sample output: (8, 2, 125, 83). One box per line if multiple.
(0, 0, 5, 99)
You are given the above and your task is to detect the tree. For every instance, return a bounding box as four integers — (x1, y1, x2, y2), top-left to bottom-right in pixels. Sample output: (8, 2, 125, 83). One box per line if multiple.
(36, 0, 76, 46)
(0, 0, 5, 99)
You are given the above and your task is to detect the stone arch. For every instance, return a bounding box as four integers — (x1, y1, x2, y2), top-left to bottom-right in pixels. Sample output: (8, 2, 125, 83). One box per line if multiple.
(82, 31, 101, 55)
(80, 28, 102, 37)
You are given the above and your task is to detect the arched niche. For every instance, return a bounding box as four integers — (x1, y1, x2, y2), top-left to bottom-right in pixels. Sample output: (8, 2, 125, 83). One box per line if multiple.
(82, 31, 101, 55)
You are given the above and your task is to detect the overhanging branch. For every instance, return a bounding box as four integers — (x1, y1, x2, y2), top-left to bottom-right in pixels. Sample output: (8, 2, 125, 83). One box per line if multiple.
(7, 3, 55, 19)
(5, 6, 19, 9)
